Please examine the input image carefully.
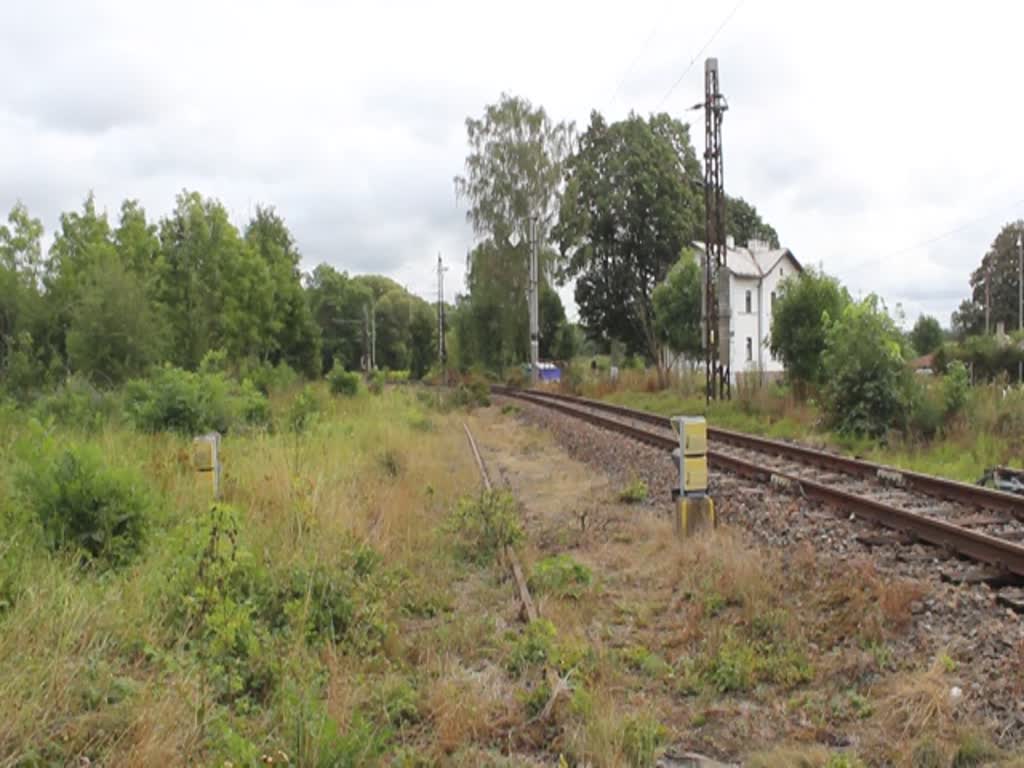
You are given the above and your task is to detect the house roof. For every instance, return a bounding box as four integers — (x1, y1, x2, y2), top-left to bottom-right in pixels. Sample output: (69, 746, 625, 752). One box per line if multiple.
(692, 241, 803, 278)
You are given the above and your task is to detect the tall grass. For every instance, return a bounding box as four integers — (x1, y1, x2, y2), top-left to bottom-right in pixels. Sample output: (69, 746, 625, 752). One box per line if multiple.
(0, 386, 479, 765)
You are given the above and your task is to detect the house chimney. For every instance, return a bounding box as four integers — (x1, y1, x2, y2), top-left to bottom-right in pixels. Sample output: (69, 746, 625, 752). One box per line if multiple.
(725, 235, 735, 250)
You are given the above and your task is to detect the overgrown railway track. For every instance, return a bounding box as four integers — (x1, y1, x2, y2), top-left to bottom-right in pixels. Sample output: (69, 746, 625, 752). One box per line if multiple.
(493, 386, 1024, 583)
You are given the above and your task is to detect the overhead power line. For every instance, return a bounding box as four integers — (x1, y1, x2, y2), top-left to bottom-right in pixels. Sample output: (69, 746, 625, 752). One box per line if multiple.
(655, 0, 746, 111)
(606, 0, 674, 108)
(876, 197, 1024, 260)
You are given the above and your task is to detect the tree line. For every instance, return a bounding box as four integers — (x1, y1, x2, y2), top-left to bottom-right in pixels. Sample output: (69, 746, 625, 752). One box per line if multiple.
(0, 192, 438, 400)
(449, 95, 778, 379)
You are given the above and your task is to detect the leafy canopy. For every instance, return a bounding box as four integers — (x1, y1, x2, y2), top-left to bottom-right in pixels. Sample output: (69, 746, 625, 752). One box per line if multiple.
(556, 111, 702, 372)
(769, 267, 850, 391)
(822, 295, 911, 438)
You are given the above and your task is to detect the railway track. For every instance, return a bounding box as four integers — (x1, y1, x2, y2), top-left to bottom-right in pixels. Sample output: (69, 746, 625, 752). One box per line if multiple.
(493, 386, 1024, 582)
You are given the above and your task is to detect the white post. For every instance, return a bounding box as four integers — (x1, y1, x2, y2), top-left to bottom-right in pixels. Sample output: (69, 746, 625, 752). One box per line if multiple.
(529, 216, 540, 384)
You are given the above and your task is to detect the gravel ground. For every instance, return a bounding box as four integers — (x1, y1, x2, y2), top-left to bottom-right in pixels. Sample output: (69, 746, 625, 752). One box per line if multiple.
(499, 395, 1024, 746)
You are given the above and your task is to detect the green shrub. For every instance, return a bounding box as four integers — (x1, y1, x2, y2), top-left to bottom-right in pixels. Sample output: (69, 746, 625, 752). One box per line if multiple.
(908, 385, 945, 440)
(528, 554, 592, 599)
(327, 368, 360, 397)
(448, 490, 523, 565)
(125, 365, 268, 435)
(821, 295, 911, 437)
(368, 371, 385, 395)
(619, 477, 648, 504)
(242, 359, 299, 395)
(506, 618, 557, 677)
(951, 733, 1000, 767)
(942, 360, 970, 417)
(17, 442, 149, 568)
(32, 375, 116, 432)
(621, 715, 666, 768)
(705, 634, 757, 693)
(287, 389, 322, 434)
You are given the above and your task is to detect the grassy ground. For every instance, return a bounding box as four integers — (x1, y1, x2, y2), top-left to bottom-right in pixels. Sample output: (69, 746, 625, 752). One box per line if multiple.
(0, 385, 553, 765)
(470, 406, 1024, 767)
(568, 368, 1024, 483)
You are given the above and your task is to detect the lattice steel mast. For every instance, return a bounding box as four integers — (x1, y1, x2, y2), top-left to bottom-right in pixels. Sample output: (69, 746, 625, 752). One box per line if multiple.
(703, 58, 729, 402)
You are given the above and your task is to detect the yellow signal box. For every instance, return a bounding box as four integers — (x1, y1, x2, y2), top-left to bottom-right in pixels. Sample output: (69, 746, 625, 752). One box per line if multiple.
(670, 416, 714, 537)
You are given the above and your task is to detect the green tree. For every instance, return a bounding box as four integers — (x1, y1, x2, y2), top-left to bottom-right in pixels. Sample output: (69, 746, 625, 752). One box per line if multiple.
(653, 249, 702, 365)
(44, 194, 117, 363)
(822, 295, 911, 437)
(453, 94, 572, 371)
(909, 314, 944, 356)
(155, 191, 274, 368)
(769, 267, 850, 393)
(726, 196, 780, 248)
(307, 264, 372, 372)
(66, 254, 164, 385)
(113, 200, 160, 278)
(0, 203, 46, 379)
(408, 301, 437, 379)
(539, 282, 567, 359)
(244, 206, 321, 376)
(555, 111, 702, 381)
(952, 220, 1024, 336)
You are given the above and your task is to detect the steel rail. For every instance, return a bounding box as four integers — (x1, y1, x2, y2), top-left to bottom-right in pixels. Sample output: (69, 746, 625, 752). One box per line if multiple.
(498, 387, 1024, 519)
(494, 387, 1024, 578)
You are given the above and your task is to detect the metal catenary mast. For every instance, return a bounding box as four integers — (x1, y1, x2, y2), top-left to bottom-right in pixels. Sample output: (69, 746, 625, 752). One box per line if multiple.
(703, 57, 730, 401)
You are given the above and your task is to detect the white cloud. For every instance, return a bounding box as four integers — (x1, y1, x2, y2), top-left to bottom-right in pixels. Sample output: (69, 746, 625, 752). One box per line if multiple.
(1, 0, 1022, 327)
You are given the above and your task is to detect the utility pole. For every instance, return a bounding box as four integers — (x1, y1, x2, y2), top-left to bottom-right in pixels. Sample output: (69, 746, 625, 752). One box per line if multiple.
(363, 302, 376, 371)
(437, 253, 448, 373)
(1018, 230, 1023, 384)
(702, 57, 730, 402)
(528, 216, 540, 385)
(985, 267, 991, 335)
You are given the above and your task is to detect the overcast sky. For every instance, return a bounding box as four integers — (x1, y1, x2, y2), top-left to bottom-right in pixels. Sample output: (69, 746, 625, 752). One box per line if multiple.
(2, 0, 1022, 327)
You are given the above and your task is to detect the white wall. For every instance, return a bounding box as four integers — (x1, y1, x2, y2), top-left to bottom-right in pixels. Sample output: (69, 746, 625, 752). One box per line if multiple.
(726, 253, 799, 381)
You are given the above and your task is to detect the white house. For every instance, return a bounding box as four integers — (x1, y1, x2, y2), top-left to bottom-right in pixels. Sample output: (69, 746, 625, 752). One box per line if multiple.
(691, 237, 803, 384)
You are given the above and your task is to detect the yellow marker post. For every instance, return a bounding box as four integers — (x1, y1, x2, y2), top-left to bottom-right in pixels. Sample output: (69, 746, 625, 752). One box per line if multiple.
(192, 432, 222, 499)
(670, 416, 715, 537)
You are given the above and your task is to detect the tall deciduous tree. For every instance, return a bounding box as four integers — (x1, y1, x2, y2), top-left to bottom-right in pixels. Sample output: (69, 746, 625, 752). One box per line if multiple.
(155, 191, 274, 368)
(66, 253, 164, 385)
(952, 220, 1024, 337)
(453, 94, 572, 372)
(555, 111, 702, 381)
(0, 202, 46, 384)
(909, 314, 944, 356)
(653, 249, 702, 365)
(244, 206, 321, 376)
(726, 196, 780, 248)
(769, 267, 850, 393)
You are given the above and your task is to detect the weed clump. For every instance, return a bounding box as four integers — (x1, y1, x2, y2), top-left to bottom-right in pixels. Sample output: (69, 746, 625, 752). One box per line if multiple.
(327, 366, 359, 398)
(286, 388, 322, 434)
(17, 441, 150, 568)
(621, 714, 666, 768)
(528, 554, 592, 599)
(618, 477, 648, 504)
(448, 490, 522, 565)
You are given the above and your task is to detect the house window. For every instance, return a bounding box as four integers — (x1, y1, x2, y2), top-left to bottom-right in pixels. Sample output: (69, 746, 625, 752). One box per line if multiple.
(780, 267, 785, 278)
(745, 290, 752, 314)
(771, 291, 777, 311)
(746, 337, 753, 362)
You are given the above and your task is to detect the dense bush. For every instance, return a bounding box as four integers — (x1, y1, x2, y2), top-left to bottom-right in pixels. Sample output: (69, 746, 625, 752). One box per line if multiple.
(31, 375, 118, 432)
(327, 367, 360, 397)
(285, 388, 322, 434)
(241, 359, 300, 395)
(125, 365, 269, 435)
(368, 371, 385, 395)
(17, 442, 150, 568)
(821, 296, 911, 438)
(448, 490, 522, 565)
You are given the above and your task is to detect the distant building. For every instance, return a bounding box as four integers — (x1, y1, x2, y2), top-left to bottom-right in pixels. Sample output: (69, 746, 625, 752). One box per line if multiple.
(690, 237, 803, 385)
